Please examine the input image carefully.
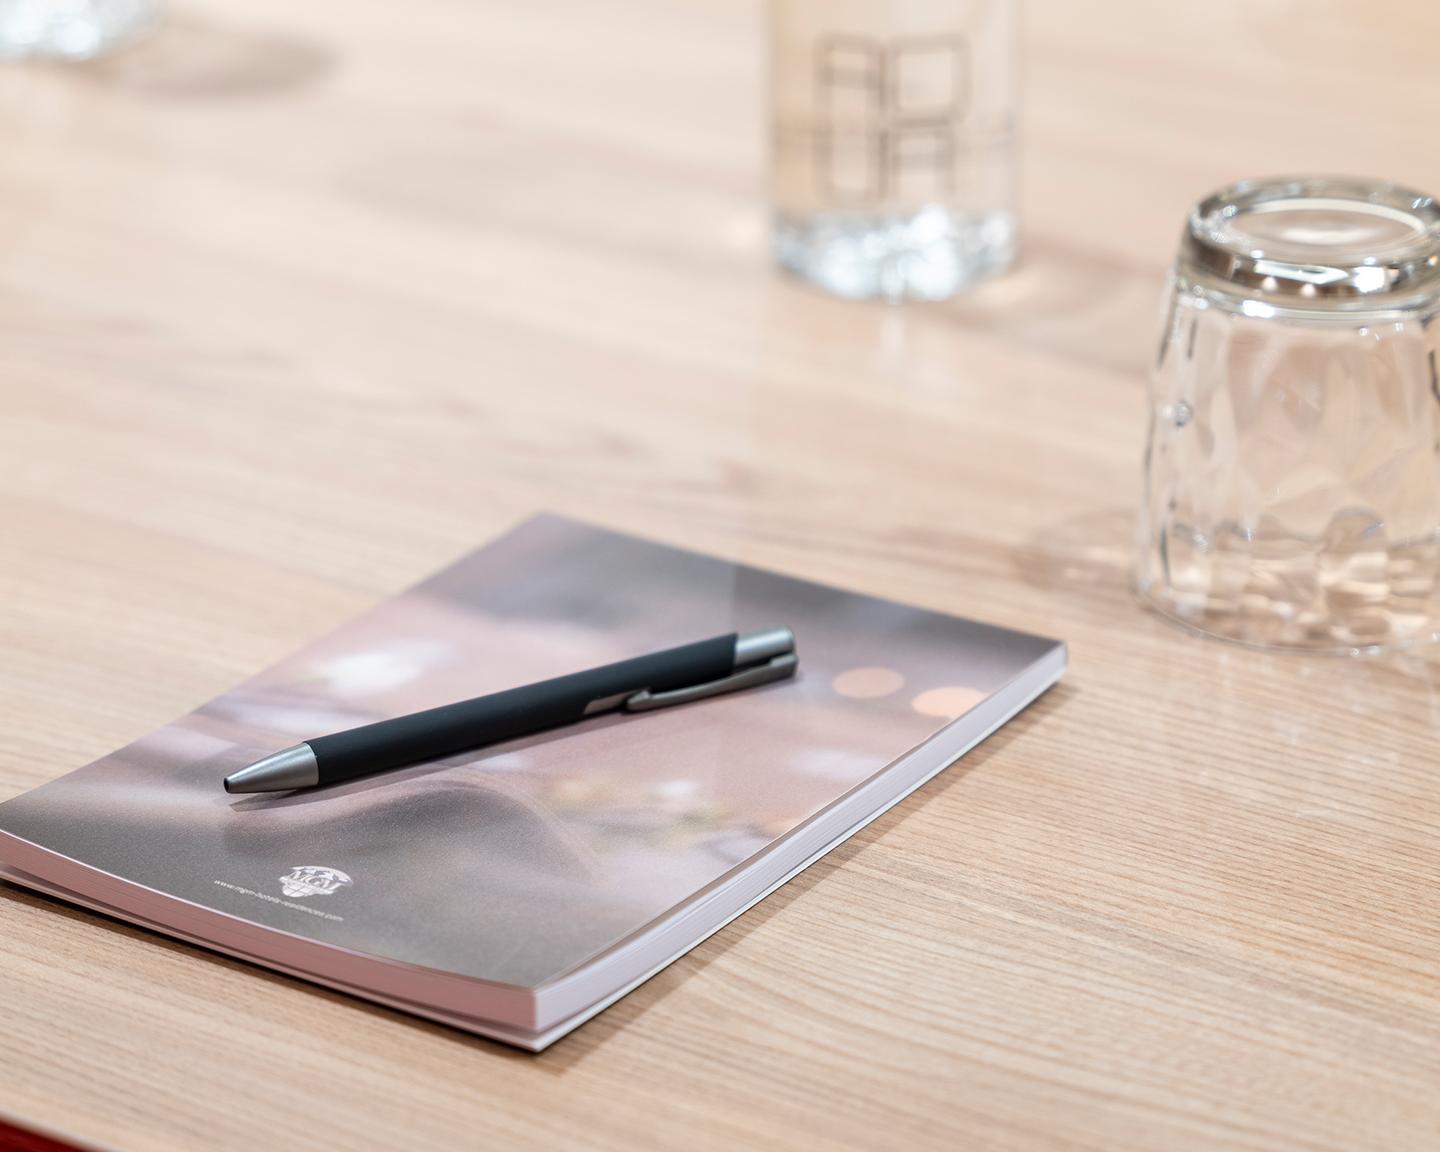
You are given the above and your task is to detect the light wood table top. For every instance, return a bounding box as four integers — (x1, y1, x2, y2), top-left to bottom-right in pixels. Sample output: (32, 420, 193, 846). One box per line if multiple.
(4, 1, 1440, 1149)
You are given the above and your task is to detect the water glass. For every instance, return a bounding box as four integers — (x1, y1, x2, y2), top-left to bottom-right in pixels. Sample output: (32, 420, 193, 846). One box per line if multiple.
(1137, 176, 1440, 653)
(769, 0, 1018, 302)
(0, 0, 157, 60)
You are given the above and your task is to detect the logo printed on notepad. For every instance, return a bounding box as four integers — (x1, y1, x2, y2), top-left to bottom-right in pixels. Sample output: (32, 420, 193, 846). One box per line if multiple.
(278, 865, 352, 899)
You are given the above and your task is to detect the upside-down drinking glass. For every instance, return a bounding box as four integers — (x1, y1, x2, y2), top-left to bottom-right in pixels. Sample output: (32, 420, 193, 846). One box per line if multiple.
(1137, 176, 1440, 654)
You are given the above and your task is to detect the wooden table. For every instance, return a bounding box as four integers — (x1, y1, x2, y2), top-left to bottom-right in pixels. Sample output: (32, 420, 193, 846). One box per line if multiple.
(4, 1, 1440, 1148)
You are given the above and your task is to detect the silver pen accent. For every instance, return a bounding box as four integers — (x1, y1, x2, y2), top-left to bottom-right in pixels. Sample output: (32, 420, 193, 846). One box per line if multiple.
(624, 628, 795, 711)
(224, 743, 319, 794)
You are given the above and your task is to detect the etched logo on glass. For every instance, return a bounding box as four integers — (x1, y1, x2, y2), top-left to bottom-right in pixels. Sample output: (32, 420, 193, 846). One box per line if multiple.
(816, 34, 969, 206)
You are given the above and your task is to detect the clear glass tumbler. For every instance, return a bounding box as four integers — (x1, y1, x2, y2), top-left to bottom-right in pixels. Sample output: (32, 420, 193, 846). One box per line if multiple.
(769, 0, 1018, 302)
(0, 0, 157, 60)
(1137, 176, 1440, 654)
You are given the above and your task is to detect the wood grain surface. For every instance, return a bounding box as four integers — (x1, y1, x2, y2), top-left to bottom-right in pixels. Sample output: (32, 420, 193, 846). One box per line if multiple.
(3, 1, 1440, 1149)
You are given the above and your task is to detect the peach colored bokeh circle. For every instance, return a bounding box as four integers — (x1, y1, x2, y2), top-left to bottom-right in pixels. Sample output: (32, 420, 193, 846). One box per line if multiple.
(830, 666, 906, 699)
(910, 686, 986, 719)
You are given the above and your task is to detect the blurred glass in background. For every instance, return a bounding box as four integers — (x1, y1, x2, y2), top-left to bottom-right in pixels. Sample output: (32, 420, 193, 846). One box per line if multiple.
(0, 0, 157, 60)
(1137, 176, 1440, 654)
(769, 0, 1018, 302)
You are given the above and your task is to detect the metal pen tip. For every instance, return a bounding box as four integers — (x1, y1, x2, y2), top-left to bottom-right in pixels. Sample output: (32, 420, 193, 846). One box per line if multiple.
(223, 744, 320, 794)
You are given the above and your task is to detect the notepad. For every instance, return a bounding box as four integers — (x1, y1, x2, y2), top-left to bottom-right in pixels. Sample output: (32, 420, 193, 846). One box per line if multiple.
(0, 514, 1064, 1050)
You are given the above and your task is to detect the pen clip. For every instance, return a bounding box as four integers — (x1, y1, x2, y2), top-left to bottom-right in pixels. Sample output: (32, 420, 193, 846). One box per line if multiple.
(622, 652, 798, 713)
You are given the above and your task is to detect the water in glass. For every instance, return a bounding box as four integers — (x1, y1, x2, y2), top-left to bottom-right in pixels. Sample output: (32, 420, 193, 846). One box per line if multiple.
(769, 0, 1017, 301)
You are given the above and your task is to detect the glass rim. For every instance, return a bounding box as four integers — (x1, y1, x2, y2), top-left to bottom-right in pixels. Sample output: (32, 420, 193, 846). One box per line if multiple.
(1179, 175, 1440, 304)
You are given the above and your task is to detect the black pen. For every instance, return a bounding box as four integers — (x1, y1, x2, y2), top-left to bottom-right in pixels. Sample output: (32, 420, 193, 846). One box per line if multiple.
(223, 628, 797, 793)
